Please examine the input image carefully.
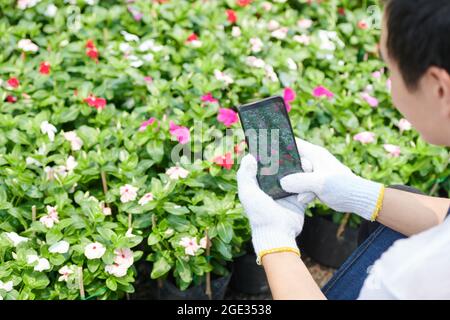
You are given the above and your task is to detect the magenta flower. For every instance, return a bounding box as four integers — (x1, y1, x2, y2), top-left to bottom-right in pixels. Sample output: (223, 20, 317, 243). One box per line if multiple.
(283, 87, 296, 112)
(217, 108, 238, 127)
(312, 86, 334, 99)
(144, 76, 153, 83)
(361, 92, 379, 107)
(169, 121, 190, 144)
(201, 92, 218, 104)
(384, 144, 401, 157)
(353, 131, 375, 144)
(139, 117, 157, 132)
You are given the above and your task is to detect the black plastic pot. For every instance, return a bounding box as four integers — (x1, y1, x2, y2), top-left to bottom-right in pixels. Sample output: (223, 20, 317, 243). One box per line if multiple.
(298, 215, 358, 269)
(152, 273, 232, 300)
(230, 243, 269, 295)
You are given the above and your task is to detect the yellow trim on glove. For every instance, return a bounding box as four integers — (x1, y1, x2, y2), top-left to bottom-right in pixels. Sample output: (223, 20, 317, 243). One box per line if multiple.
(256, 247, 301, 265)
(370, 185, 385, 222)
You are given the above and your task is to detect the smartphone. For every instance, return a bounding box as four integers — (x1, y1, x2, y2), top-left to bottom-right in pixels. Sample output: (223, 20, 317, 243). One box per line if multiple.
(237, 96, 303, 199)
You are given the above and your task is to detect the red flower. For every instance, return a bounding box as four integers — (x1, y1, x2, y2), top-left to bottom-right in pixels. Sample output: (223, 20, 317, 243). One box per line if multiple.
(338, 7, 345, 16)
(86, 39, 96, 49)
(187, 33, 198, 42)
(357, 20, 368, 30)
(85, 40, 99, 62)
(236, 0, 252, 7)
(39, 61, 51, 75)
(6, 95, 17, 103)
(213, 152, 234, 170)
(84, 94, 107, 110)
(226, 9, 237, 24)
(7, 77, 20, 88)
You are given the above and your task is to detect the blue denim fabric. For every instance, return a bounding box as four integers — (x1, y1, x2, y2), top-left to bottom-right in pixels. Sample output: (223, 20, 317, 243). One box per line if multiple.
(322, 206, 450, 300)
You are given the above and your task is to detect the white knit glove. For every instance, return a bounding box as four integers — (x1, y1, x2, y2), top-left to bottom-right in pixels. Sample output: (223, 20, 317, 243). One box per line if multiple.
(237, 154, 315, 264)
(280, 138, 385, 221)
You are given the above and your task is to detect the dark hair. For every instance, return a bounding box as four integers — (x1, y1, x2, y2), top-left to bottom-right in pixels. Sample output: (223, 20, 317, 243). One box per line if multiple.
(383, 0, 450, 89)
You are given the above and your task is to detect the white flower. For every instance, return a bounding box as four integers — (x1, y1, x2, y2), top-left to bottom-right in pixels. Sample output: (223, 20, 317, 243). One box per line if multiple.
(262, 1, 272, 11)
(199, 236, 209, 249)
(63, 131, 83, 151)
(34, 258, 51, 272)
(5, 232, 28, 246)
(119, 184, 138, 203)
(246, 56, 265, 68)
(166, 166, 189, 180)
(65, 156, 78, 172)
(39, 205, 59, 228)
(127, 55, 144, 68)
(249, 38, 263, 53)
(139, 40, 163, 52)
(60, 39, 69, 47)
(85, 0, 95, 4)
(27, 254, 39, 264)
(267, 20, 280, 31)
(298, 18, 313, 29)
(179, 237, 201, 256)
(271, 27, 288, 40)
(100, 202, 112, 216)
(264, 64, 278, 82)
(26, 157, 42, 167)
(214, 70, 234, 85)
(114, 248, 134, 268)
(287, 58, 297, 70)
(121, 30, 140, 42)
(293, 34, 311, 45)
(231, 26, 241, 37)
(0, 281, 13, 292)
(17, 0, 40, 10)
(105, 263, 128, 277)
(49, 241, 70, 254)
(84, 242, 106, 260)
(142, 53, 154, 62)
(58, 265, 74, 282)
(398, 119, 412, 132)
(44, 4, 58, 17)
(189, 40, 202, 48)
(17, 39, 39, 52)
(119, 42, 133, 53)
(40, 121, 57, 142)
(138, 192, 154, 206)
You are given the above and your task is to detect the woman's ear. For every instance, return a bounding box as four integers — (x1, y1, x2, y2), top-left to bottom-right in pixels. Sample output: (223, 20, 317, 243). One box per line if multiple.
(427, 66, 450, 118)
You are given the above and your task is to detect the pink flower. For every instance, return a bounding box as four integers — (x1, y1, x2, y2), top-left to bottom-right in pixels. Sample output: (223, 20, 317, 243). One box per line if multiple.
(312, 85, 334, 99)
(353, 131, 375, 144)
(7, 77, 20, 88)
(213, 152, 234, 170)
(105, 263, 128, 277)
(357, 20, 368, 30)
(293, 35, 310, 45)
(58, 266, 74, 282)
(113, 248, 134, 268)
(84, 94, 106, 110)
(386, 78, 392, 92)
(169, 121, 190, 144)
(283, 87, 296, 112)
(384, 144, 401, 157)
(201, 92, 218, 104)
(144, 76, 153, 83)
(84, 242, 106, 260)
(127, 6, 143, 21)
(186, 33, 198, 42)
(139, 117, 157, 132)
(372, 70, 382, 79)
(138, 192, 154, 206)
(226, 9, 237, 24)
(166, 166, 189, 180)
(119, 184, 138, 203)
(39, 205, 59, 228)
(179, 237, 201, 256)
(217, 108, 238, 127)
(397, 118, 412, 133)
(200, 236, 209, 249)
(39, 61, 51, 75)
(361, 92, 379, 107)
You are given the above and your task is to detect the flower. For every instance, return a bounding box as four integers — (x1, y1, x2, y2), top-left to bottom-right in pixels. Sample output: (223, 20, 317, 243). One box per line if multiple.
(39, 61, 51, 75)
(226, 9, 237, 24)
(44, 4, 58, 17)
(246, 56, 265, 68)
(49, 241, 70, 254)
(271, 27, 289, 40)
(144, 76, 153, 83)
(105, 263, 128, 277)
(139, 40, 163, 52)
(237, 0, 252, 6)
(262, 1, 272, 11)
(312, 85, 334, 99)
(214, 69, 234, 85)
(231, 26, 241, 37)
(298, 18, 313, 29)
(234, 140, 246, 154)
(186, 33, 198, 42)
(17, 39, 39, 52)
(63, 131, 83, 151)
(267, 20, 280, 31)
(283, 87, 296, 112)
(139, 117, 157, 132)
(85, 39, 99, 62)
(357, 20, 369, 30)
(353, 132, 375, 144)
(6, 95, 17, 103)
(166, 166, 189, 180)
(293, 34, 310, 45)
(84, 242, 106, 259)
(201, 93, 218, 104)
(0, 280, 13, 292)
(121, 30, 139, 42)
(40, 121, 57, 142)
(398, 119, 412, 133)
(179, 237, 201, 256)
(58, 266, 74, 282)
(7, 77, 20, 88)
(34, 257, 51, 272)
(169, 121, 190, 144)
(199, 237, 209, 249)
(5, 232, 28, 246)
(213, 152, 234, 170)
(217, 108, 238, 127)
(287, 58, 297, 70)
(39, 205, 59, 228)
(114, 248, 134, 268)
(384, 144, 401, 157)
(119, 184, 138, 203)
(249, 38, 263, 53)
(17, 0, 40, 10)
(138, 192, 154, 206)
(361, 92, 379, 107)
(66, 156, 78, 172)
(100, 202, 112, 216)
(84, 94, 106, 109)
(372, 70, 383, 79)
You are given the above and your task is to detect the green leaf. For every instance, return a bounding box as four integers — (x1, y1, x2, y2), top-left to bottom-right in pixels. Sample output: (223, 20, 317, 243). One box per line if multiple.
(217, 221, 233, 243)
(151, 255, 172, 279)
(146, 140, 164, 163)
(163, 202, 189, 215)
(106, 277, 117, 291)
(147, 233, 160, 246)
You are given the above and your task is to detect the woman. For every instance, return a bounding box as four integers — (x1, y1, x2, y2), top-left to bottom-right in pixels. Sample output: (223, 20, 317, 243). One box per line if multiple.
(237, 0, 450, 299)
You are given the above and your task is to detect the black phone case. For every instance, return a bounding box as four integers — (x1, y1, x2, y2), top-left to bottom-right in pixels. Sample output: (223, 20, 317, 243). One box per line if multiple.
(237, 96, 303, 199)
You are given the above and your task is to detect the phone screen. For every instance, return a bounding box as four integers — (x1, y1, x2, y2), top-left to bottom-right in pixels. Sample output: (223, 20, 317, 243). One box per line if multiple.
(238, 96, 303, 199)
